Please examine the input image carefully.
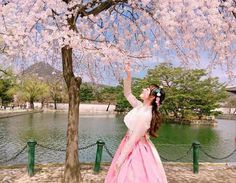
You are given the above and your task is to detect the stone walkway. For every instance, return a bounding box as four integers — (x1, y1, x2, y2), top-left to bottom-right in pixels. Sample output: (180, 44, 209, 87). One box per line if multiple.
(0, 163, 235, 183)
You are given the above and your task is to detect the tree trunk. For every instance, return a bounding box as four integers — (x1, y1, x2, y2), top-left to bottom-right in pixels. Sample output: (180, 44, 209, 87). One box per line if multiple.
(106, 102, 110, 111)
(41, 101, 43, 109)
(29, 99, 34, 109)
(62, 46, 82, 183)
(233, 108, 236, 115)
(163, 108, 168, 115)
(54, 99, 57, 110)
(41, 98, 45, 109)
(173, 111, 179, 118)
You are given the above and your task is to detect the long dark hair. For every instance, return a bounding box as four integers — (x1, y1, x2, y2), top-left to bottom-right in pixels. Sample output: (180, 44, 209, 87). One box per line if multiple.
(148, 84, 165, 138)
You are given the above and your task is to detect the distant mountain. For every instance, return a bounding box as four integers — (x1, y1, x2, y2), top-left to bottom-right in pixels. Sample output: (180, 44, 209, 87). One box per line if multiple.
(22, 62, 63, 82)
(22, 62, 112, 88)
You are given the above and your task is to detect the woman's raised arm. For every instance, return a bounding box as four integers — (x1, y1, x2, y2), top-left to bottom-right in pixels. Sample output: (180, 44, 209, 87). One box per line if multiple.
(124, 62, 142, 108)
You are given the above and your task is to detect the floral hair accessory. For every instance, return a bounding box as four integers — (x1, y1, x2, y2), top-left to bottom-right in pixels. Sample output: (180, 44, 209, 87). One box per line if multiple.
(155, 88, 161, 97)
(156, 97, 160, 109)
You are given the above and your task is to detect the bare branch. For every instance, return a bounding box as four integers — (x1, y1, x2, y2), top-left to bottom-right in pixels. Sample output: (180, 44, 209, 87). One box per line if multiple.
(77, 0, 128, 17)
(0, 69, 8, 75)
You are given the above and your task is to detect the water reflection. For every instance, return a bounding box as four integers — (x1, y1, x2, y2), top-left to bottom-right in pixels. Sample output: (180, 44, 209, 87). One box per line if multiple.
(0, 112, 235, 165)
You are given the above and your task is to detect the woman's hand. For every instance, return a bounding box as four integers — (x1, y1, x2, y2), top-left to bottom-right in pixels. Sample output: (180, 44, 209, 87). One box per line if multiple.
(124, 62, 131, 78)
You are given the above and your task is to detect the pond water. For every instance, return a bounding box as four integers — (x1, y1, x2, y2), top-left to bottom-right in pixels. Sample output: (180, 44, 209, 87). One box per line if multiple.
(0, 112, 235, 165)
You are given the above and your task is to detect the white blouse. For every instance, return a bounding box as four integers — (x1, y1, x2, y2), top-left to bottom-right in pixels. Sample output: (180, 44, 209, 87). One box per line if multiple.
(124, 104, 152, 132)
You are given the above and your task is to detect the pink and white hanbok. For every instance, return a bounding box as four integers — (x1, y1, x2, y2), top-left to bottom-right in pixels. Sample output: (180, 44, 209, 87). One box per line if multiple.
(104, 78, 168, 183)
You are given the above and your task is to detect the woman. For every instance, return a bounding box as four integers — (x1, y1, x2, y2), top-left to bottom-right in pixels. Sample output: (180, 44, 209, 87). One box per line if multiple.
(105, 63, 168, 183)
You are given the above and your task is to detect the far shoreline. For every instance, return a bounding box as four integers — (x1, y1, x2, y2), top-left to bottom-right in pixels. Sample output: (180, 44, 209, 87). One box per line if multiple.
(0, 106, 235, 126)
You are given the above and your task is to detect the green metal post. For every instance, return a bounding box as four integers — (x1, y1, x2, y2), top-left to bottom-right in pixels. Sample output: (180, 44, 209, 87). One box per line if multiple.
(27, 139, 37, 177)
(192, 141, 200, 174)
(94, 140, 105, 173)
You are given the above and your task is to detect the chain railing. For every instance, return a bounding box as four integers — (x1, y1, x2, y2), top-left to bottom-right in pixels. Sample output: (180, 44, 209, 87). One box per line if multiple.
(0, 145, 27, 164)
(159, 144, 193, 162)
(200, 146, 236, 160)
(37, 144, 66, 152)
(1, 139, 236, 176)
(37, 142, 97, 152)
(104, 144, 114, 159)
(78, 142, 97, 151)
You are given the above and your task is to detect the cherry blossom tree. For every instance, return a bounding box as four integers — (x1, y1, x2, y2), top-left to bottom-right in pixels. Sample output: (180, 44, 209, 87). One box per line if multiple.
(0, 0, 235, 182)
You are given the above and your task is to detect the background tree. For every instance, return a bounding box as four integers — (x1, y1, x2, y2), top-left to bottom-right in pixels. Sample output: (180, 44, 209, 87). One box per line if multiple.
(48, 81, 64, 109)
(39, 84, 51, 109)
(15, 77, 49, 109)
(80, 83, 96, 103)
(96, 85, 118, 111)
(0, 68, 15, 107)
(136, 64, 228, 119)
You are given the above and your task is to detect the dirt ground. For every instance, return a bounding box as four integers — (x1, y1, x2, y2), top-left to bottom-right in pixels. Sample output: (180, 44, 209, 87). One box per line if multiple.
(0, 162, 235, 183)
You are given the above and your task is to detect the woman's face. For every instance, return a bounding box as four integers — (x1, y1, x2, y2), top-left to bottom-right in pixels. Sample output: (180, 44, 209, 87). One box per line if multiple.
(140, 87, 151, 100)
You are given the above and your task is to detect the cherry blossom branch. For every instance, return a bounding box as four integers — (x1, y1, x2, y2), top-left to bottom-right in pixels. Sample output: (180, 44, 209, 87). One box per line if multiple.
(0, 69, 8, 75)
(1, 15, 8, 31)
(137, 6, 191, 63)
(76, 0, 128, 17)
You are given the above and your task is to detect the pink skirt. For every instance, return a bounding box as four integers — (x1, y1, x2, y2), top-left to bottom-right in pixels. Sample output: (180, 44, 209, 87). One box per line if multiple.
(104, 131, 168, 183)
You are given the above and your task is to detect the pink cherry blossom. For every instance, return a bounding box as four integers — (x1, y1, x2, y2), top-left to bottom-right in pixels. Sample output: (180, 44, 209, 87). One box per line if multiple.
(0, 0, 235, 80)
